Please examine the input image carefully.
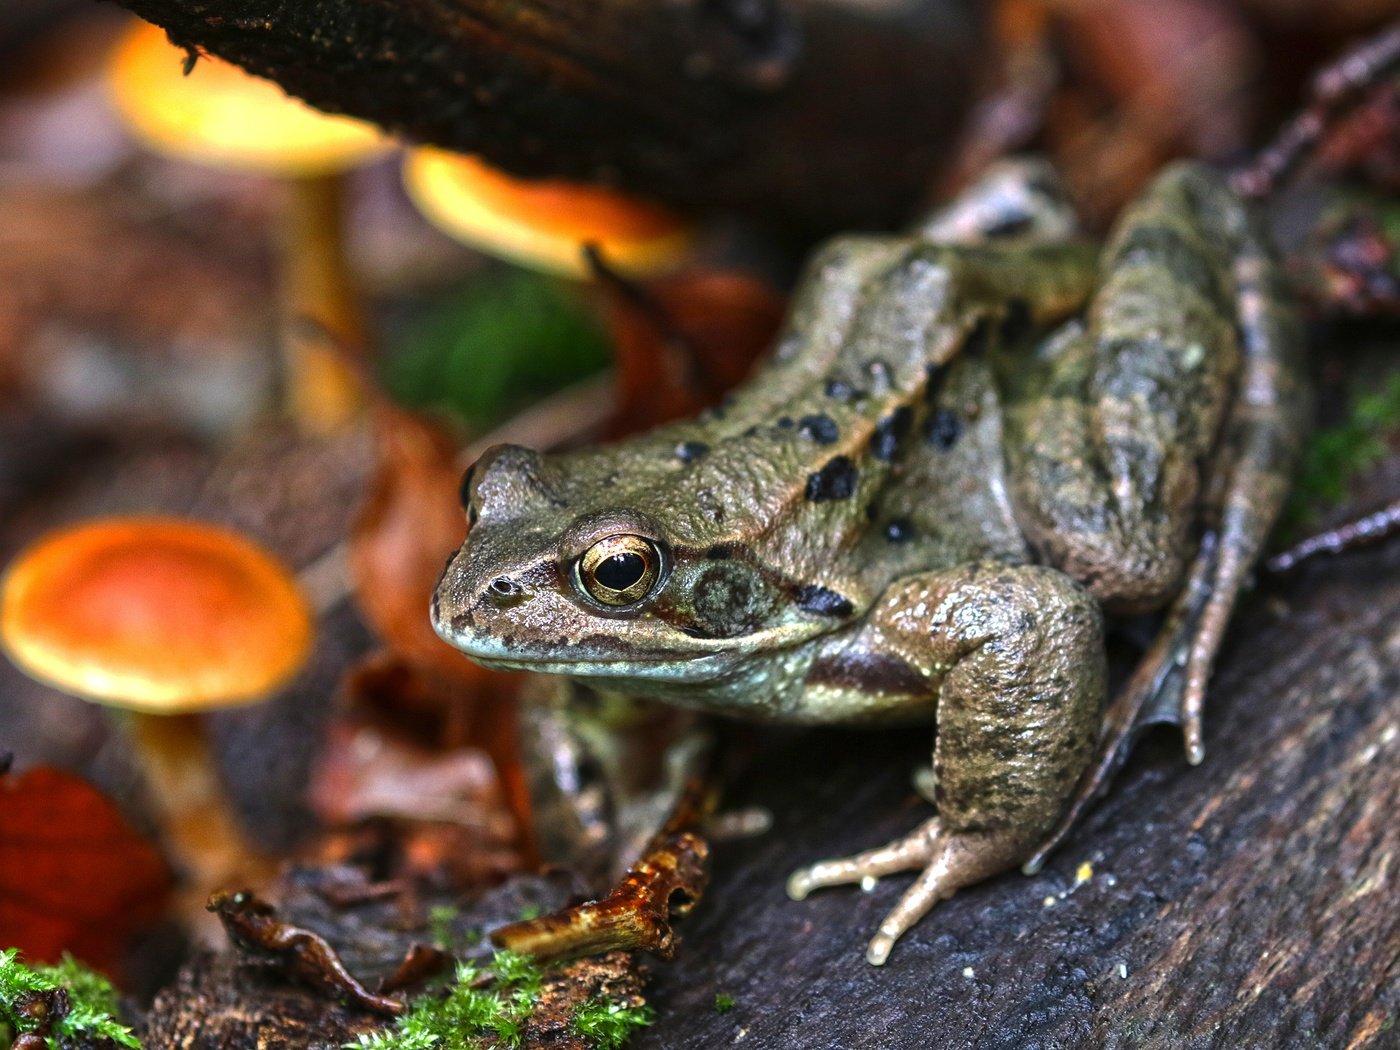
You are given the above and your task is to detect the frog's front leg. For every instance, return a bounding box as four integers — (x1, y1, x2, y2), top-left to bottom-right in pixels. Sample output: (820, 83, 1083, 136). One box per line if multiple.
(787, 563, 1105, 965)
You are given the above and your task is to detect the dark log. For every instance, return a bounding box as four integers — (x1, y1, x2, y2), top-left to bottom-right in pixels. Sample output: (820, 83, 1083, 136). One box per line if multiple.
(103, 0, 984, 229)
(639, 536, 1400, 1048)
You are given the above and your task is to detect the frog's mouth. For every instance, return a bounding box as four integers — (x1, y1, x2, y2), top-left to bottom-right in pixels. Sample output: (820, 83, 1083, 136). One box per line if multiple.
(432, 618, 756, 684)
(430, 596, 808, 686)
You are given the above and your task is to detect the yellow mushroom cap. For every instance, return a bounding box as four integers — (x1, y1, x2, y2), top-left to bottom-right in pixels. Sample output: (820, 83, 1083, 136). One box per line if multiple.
(107, 19, 390, 177)
(0, 517, 313, 712)
(403, 148, 695, 278)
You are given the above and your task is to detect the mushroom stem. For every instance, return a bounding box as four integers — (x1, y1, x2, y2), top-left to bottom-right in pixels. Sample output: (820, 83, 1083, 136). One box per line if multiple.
(122, 711, 267, 903)
(281, 173, 366, 434)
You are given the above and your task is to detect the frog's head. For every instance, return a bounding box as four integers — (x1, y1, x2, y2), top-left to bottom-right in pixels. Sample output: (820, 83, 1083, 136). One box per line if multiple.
(431, 443, 830, 686)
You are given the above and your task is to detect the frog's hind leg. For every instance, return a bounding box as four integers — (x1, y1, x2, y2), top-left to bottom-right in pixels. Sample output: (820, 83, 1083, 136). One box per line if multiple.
(1176, 199, 1306, 760)
(786, 562, 1105, 964)
(1009, 166, 1308, 871)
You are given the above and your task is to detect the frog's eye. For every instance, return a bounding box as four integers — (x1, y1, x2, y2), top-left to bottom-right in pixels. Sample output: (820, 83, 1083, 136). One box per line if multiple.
(577, 535, 664, 606)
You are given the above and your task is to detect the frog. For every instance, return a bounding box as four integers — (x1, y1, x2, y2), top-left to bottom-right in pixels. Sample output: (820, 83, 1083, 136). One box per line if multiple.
(431, 158, 1307, 965)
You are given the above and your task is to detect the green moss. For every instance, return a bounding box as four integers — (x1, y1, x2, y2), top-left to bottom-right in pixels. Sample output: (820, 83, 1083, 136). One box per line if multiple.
(383, 270, 610, 428)
(1279, 370, 1400, 537)
(0, 949, 140, 1049)
(712, 993, 735, 1015)
(345, 951, 541, 1050)
(569, 999, 653, 1050)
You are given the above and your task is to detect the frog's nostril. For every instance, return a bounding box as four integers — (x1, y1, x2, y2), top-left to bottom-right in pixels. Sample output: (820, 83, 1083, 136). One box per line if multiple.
(486, 577, 526, 607)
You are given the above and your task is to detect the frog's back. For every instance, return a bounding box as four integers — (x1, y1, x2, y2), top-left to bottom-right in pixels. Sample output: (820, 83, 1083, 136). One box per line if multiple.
(546, 234, 1081, 614)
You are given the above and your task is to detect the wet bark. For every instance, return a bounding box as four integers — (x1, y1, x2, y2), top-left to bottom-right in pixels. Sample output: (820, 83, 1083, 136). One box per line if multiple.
(104, 0, 984, 229)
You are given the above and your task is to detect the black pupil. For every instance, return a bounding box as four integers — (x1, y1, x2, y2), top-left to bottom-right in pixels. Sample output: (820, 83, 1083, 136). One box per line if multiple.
(596, 551, 647, 592)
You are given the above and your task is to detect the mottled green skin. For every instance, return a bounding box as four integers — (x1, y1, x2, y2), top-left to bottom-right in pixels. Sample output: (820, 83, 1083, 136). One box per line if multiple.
(432, 160, 1306, 961)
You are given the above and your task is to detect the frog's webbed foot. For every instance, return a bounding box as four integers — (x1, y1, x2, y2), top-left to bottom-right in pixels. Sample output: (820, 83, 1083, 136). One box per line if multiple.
(787, 819, 1032, 965)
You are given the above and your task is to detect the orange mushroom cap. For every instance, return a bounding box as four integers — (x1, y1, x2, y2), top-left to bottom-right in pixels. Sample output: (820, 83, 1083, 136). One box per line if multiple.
(107, 19, 390, 177)
(0, 517, 313, 712)
(403, 148, 695, 278)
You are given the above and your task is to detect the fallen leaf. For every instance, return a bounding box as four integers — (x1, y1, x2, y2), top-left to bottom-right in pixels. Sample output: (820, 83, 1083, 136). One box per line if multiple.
(310, 721, 517, 845)
(349, 404, 490, 683)
(208, 890, 404, 1016)
(598, 267, 785, 437)
(338, 652, 535, 870)
(0, 766, 173, 972)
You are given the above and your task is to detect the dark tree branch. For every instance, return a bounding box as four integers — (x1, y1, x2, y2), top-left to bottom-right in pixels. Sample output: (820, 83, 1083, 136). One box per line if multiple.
(106, 0, 985, 229)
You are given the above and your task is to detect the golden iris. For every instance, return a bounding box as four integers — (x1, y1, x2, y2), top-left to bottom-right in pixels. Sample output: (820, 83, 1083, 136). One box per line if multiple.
(578, 535, 662, 606)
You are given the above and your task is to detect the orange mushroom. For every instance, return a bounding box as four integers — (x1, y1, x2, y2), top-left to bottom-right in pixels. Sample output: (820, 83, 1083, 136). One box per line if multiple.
(0, 517, 314, 928)
(107, 19, 393, 432)
(403, 148, 695, 279)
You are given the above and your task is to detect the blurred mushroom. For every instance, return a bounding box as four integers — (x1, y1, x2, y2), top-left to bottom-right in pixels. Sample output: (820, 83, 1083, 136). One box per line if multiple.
(106, 18, 392, 432)
(0, 516, 314, 928)
(402, 148, 695, 279)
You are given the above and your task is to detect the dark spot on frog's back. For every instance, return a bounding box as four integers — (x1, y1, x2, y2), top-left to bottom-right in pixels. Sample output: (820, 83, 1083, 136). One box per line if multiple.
(884, 518, 914, 543)
(924, 363, 949, 405)
(798, 414, 840, 445)
(825, 379, 864, 402)
(794, 584, 854, 618)
(805, 456, 858, 502)
(925, 408, 962, 451)
(675, 441, 709, 463)
(869, 406, 911, 462)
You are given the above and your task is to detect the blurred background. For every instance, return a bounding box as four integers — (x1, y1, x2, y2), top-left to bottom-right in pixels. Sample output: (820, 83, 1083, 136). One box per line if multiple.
(0, 0, 1398, 1044)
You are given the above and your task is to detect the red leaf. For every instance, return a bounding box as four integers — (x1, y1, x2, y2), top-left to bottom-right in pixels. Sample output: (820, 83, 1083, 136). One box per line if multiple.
(0, 766, 173, 971)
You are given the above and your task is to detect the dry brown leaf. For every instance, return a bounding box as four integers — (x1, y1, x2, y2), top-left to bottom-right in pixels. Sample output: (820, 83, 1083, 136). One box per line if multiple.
(349, 404, 481, 683)
(601, 268, 785, 437)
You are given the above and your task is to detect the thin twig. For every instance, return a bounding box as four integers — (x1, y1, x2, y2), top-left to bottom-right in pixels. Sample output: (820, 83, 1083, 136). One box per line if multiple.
(1231, 19, 1400, 199)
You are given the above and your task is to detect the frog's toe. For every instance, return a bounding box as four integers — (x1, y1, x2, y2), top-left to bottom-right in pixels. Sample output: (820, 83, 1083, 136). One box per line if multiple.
(790, 822, 1038, 965)
(787, 817, 943, 902)
(864, 827, 1036, 965)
